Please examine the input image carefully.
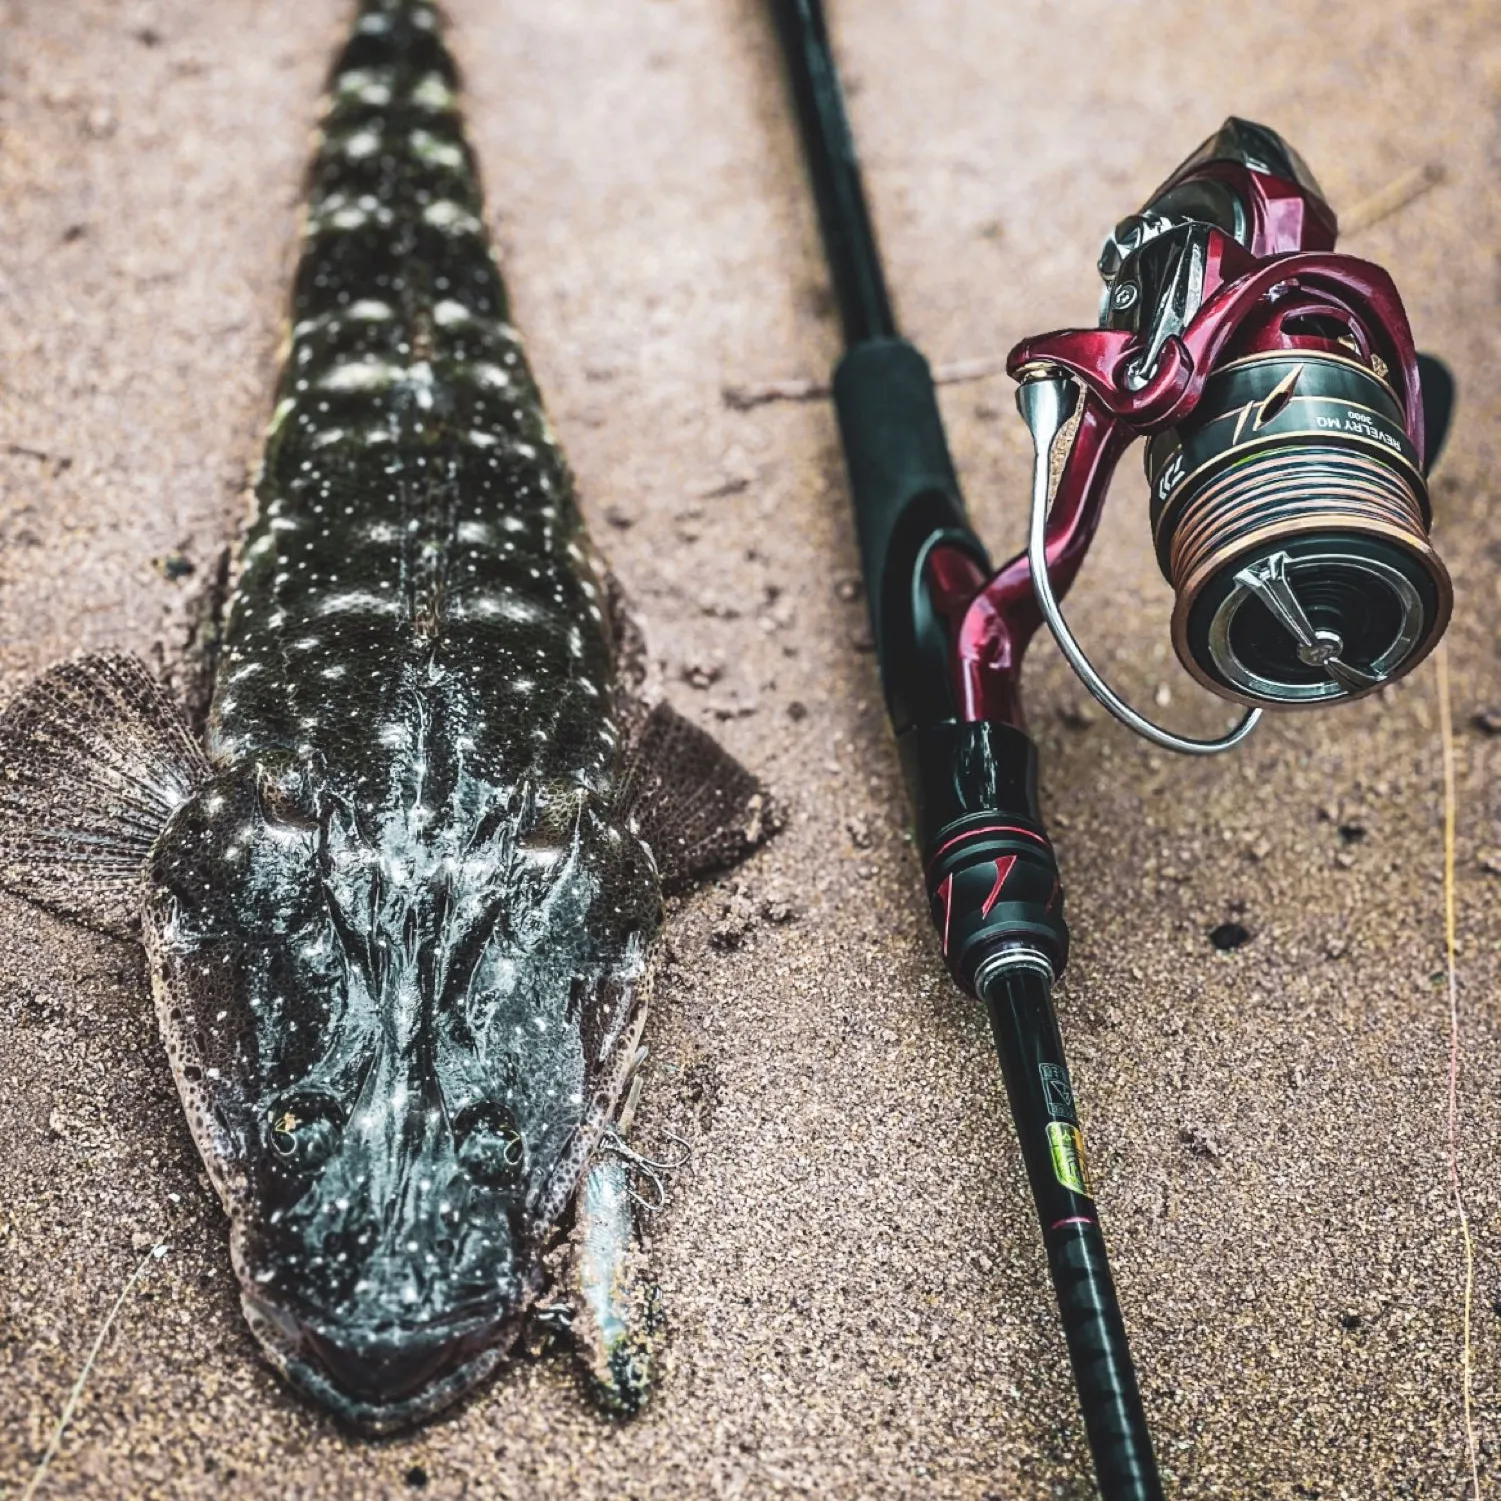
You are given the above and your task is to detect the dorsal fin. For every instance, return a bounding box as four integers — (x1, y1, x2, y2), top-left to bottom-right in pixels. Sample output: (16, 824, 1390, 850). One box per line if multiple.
(0, 654, 209, 938)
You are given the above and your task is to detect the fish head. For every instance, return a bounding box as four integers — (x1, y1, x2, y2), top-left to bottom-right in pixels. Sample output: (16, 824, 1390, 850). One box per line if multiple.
(146, 753, 660, 1429)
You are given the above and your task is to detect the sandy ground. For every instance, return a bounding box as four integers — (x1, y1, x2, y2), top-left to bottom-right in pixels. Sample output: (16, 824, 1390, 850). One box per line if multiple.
(2, 1, 1500, 1497)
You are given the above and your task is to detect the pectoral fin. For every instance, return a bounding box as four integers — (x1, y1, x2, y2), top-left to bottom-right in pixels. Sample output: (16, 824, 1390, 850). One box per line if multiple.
(0, 653, 209, 938)
(618, 701, 779, 896)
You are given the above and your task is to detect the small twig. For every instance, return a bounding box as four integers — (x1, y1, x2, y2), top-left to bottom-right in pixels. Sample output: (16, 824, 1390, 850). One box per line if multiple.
(930, 354, 1010, 385)
(723, 375, 827, 411)
(3, 442, 73, 476)
(724, 171, 1441, 413)
(723, 353, 1009, 411)
(21, 1243, 170, 1501)
(1342, 163, 1445, 236)
(4, 442, 54, 463)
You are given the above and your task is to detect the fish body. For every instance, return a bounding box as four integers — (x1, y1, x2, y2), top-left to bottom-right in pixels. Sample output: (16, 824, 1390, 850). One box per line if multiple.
(0, 0, 772, 1431)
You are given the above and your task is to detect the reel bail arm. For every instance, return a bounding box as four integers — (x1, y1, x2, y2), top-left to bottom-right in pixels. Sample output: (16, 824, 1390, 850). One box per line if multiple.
(1016, 368, 1262, 755)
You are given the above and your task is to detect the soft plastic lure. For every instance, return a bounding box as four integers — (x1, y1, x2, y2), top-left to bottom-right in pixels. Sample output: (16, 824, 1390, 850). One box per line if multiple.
(0, 0, 773, 1432)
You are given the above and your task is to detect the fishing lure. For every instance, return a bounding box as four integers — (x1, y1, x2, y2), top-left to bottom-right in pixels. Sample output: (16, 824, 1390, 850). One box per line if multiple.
(0, 0, 774, 1431)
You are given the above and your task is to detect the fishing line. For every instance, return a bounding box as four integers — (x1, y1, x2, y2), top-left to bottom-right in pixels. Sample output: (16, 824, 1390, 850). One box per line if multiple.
(20, 1241, 170, 1501)
(1436, 644, 1480, 1499)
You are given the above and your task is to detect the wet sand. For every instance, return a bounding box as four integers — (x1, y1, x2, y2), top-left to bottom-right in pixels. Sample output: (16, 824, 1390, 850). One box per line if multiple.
(2, 1, 1498, 1496)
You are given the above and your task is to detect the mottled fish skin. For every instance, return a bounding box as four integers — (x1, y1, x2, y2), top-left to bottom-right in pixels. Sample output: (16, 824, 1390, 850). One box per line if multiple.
(141, 0, 661, 1429)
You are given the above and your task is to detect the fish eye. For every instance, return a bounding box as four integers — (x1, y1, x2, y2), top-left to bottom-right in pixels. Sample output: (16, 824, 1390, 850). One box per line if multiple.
(453, 1102, 526, 1189)
(268, 1093, 344, 1172)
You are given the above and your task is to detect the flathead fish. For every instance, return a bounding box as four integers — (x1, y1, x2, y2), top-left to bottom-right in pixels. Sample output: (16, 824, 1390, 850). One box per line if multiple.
(0, 0, 774, 1432)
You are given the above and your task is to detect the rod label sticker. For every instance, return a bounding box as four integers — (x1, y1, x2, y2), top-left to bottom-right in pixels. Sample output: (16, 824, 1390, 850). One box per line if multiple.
(1039, 1062, 1076, 1121)
(1046, 1121, 1093, 1197)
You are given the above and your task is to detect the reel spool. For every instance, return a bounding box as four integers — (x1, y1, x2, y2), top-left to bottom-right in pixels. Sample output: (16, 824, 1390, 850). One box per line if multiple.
(1007, 118, 1453, 750)
(1151, 350, 1449, 708)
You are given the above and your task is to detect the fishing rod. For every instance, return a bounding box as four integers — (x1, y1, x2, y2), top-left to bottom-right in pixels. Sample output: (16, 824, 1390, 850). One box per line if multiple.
(766, 4, 1453, 1497)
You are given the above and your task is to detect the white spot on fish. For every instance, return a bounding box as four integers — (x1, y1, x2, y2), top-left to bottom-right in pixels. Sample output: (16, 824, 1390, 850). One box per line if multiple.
(342, 129, 381, 160)
(433, 299, 471, 327)
(349, 298, 394, 321)
(463, 595, 543, 624)
(335, 69, 393, 106)
(410, 130, 463, 171)
(422, 199, 482, 234)
(309, 202, 376, 234)
(407, 360, 435, 410)
(471, 364, 512, 391)
(410, 73, 456, 112)
(316, 592, 403, 617)
(321, 359, 399, 392)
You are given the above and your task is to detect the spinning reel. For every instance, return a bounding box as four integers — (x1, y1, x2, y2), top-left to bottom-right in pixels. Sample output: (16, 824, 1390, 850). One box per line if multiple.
(1008, 118, 1453, 752)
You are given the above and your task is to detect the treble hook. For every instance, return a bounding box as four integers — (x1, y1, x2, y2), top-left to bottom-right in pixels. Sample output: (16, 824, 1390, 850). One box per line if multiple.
(598, 1128, 694, 1212)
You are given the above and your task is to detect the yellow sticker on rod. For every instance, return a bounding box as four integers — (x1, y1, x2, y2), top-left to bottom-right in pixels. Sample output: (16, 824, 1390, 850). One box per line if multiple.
(1046, 1121, 1093, 1197)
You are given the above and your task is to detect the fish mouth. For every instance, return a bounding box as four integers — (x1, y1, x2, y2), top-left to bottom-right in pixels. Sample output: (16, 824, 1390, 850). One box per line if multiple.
(243, 1294, 528, 1434)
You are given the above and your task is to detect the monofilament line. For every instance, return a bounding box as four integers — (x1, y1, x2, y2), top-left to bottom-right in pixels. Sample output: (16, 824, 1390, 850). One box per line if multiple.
(19, 1241, 170, 1501)
(1435, 644, 1479, 1499)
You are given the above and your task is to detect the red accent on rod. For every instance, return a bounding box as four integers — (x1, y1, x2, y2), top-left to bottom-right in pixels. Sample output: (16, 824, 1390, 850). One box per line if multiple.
(980, 856, 1018, 919)
(928, 823, 1048, 870)
(937, 873, 954, 956)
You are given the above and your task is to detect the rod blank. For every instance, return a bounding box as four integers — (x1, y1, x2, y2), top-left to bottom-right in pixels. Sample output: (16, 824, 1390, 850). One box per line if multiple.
(768, 0, 897, 347)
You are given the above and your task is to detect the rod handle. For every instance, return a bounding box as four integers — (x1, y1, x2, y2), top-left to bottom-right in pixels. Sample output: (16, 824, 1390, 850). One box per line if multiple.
(832, 338, 978, 700)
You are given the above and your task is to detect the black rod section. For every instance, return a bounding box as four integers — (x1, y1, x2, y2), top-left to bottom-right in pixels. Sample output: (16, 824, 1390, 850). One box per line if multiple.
(982, 965, 1163, 1500)
(767, 0, 897, 347)
(767, 3, 1165, 1495)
